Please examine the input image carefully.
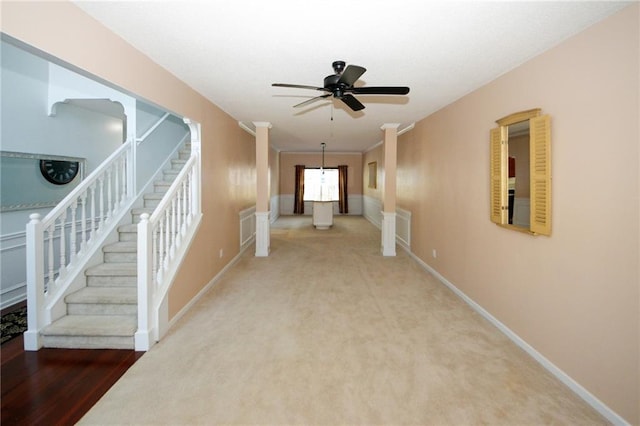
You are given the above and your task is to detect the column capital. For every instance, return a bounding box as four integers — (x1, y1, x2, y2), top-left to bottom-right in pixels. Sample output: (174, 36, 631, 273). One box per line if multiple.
(253, 121, 272, 129)
(381, 123, 401, 130)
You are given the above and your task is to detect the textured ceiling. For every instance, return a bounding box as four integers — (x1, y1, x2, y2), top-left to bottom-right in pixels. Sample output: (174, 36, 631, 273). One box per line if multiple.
(74, 1, 628, 152)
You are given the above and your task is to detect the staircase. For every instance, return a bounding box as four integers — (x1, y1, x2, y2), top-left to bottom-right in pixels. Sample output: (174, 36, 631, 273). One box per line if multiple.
(39, 145, 191, 349)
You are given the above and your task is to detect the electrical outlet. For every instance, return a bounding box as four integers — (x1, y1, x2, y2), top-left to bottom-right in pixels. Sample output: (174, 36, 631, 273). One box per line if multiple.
(432, 249, 437, 259)
(219, 249, 224, 258)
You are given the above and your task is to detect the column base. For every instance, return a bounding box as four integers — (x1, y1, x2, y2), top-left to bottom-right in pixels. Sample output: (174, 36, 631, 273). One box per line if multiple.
(381, 211, 396, 257)
(255, 211, 270, 257)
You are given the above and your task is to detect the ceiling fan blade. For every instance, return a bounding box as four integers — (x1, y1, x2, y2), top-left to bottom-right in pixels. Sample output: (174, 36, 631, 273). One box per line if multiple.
(349, 86, 410, 95)
(272, 83, 325, 91)
(338, 65, 366, 86)
(293, 94, 332, 108)
(340, 94, 365, 111)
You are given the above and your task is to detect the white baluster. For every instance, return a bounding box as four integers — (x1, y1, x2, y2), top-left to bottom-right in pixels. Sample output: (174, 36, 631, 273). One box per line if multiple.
(90, 183, 97, 240)
(46, 224, 55, 290)
(80, 192, 87, 252)
(180, 179, 187, 236)
(98, 175, 105, 231)
(164, 209, 170, 267)
(170, 197, 177, 258)
(186, 169, 193, 226)
(115, 159, 121, 210)
(152, 224, 159, 287)
(106, 168, 113, 219)
(158, 219, 165, 284)
(120, 156, 127, 205)
(58, 212, 67, 277)
(69, 200, 77, 263)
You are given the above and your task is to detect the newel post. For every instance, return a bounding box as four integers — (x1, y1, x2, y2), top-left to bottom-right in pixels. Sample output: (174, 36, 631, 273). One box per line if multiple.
(135, 213, 154, 351)
(24, 213, 44, 350)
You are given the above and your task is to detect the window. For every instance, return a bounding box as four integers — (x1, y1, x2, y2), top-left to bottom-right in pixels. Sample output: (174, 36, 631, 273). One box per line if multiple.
(303, 168, 339, 201)
(490, 109, 551, 236)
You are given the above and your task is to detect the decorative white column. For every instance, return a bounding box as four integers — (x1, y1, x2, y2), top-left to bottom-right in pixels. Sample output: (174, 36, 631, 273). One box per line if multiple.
(254, 122, 271, 257)
(381, 123, 400, 256)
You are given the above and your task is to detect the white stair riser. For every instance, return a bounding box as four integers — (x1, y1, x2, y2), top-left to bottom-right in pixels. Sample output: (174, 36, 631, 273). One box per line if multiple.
(144, 198, 160, 208)
(119, 232, 137, 242)
(86, 275, 137, 286)
(104, 252, 137, 262)
(42, 335, 134, 350)
(67, 303, 137, 316)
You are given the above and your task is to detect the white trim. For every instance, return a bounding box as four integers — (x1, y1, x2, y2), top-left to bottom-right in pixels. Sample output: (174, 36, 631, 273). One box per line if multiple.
(252, 121, 272, 129)
(255, 212, 270, 257)
(238, 121, 256, 137)
(396, 207, 411, 250)
(380, 123, 401, 130)
(365, 123, 415, 153)
(398, 122, 415, 136)
(137, 112, 170, 144)
(239, 206, 256, 249)
(402, 247, 629, 426)
(381, 211, 396, 256)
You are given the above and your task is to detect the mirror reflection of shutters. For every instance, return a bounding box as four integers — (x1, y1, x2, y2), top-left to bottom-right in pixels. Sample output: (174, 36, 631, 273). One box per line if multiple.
(490, 127, 506, 224)
(529, 115, 551, 235)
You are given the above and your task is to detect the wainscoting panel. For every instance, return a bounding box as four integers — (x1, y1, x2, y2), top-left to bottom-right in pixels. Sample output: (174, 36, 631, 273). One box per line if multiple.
(362, 196, 411, 250)
(239, 206, 256, 250)
(396, 208, 411, 250)
(363, 195, 382, 228)
(269, 196, 280, 223)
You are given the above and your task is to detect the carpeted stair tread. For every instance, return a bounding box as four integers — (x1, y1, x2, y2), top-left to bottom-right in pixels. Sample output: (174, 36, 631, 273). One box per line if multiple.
(143, 192, 165, 200)
(118, 224, 138, 233)
(131, 207, 155, 215)
(42, 315, 136, 337)
(66, 287, 137, 304)
(86, 262, 137, 276)
(103, 241, 137, 252)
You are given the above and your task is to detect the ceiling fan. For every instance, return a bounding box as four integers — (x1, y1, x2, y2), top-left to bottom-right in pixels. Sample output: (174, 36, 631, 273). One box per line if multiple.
(272, 61, 410, 112)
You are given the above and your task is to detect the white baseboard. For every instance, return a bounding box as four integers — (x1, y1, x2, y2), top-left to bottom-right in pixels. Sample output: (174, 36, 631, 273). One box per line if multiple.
(167, 240, 253, 331)
(401, 245, 629, 426)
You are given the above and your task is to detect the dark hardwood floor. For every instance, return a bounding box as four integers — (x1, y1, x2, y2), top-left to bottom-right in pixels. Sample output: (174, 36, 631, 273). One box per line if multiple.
(1, 305, 143, 425)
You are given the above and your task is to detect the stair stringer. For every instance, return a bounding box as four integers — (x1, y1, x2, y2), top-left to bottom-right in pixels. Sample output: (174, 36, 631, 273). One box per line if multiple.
(154, 212, 203, 341)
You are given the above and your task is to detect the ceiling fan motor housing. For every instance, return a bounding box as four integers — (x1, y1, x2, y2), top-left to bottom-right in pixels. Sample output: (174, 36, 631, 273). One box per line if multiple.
(324, 74, 345, 98)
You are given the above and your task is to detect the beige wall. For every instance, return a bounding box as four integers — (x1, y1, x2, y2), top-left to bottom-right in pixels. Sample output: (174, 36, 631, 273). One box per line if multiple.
(269, 145, 279, 200)
(397, 5, 639, 423)
(279, 152, 362, 197)
(1, 2, 257, 319)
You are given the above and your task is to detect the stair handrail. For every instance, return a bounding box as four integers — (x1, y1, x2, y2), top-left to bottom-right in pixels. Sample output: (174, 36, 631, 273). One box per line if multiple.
(136, 112, 170, 145)
(24, 139, 136, 350)
(136, 149, 201, 350)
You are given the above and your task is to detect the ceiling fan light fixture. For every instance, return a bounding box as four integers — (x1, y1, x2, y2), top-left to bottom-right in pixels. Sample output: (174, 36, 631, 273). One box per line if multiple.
(272, 61, 410, 112)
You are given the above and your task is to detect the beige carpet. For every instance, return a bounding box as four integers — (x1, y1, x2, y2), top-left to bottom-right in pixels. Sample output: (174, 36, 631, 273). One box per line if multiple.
(79, 216, 607, 425)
